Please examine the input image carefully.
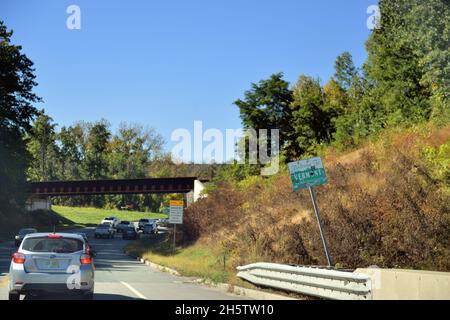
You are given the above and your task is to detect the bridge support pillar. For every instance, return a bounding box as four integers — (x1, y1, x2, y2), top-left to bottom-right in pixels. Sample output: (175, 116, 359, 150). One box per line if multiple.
(184, 191, 194, 207)
(184, 180, 206, 207)
(25, 197, 51, 212)
(193, 180, 205, 202)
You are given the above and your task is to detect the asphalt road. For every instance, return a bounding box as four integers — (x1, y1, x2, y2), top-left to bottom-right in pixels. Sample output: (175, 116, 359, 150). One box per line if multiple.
(0, 228, 249, 300)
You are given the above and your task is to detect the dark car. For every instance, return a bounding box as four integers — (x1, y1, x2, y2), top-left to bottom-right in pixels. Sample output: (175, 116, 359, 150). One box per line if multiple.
(116, 220, 133, 233)
(122, 226, 139, 240)
(138, 218, 156, 231)
(14, 228, 37, 247)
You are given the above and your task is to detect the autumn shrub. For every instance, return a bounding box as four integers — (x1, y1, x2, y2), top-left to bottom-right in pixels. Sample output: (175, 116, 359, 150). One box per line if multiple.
(182, 125, 450, 271)
(183, 184, 245, 242)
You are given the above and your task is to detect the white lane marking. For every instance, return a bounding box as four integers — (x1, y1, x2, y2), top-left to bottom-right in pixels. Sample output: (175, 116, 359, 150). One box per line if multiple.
(120, 281, 147, 300)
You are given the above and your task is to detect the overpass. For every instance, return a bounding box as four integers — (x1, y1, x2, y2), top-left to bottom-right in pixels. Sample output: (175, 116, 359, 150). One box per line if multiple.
(27, 177, 206, 210)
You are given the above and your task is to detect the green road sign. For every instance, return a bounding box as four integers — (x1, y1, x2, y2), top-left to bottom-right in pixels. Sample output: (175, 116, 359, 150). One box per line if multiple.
(288, 157, 327, 190)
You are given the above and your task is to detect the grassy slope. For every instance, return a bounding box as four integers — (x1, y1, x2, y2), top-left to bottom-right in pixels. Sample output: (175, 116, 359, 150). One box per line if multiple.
(127, 235, 230, 283)
(0, 206, 168, 242)
(126, 124, 449, 284)
(126, 235, 305, 298)
(0, 209, 85, 242)
(52, 206, 167, 226)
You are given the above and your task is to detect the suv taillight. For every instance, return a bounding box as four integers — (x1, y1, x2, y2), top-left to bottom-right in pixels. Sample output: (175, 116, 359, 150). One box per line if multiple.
(80, 255, 91, 265)
(13, 252, 25, 264)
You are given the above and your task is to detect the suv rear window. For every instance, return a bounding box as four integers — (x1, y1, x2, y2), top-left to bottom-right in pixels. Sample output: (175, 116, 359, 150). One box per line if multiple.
(22, 237, 84, 253)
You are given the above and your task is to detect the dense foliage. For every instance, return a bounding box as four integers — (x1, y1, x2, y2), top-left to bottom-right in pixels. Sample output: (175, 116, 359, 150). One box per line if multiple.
(1, 0, 449, 263)
(185, 0, 450, 271)
(24, 112, 227, 210)
(0, 21, 38, 222)
(233, 0, 449, 170)
(185, 126, 450, 271)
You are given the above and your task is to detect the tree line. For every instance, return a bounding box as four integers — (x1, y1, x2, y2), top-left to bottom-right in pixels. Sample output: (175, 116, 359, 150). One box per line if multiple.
(233, 0, 449, 168)
(0, 17, 218, 213)
(1, 0, 449, 216)
(25, 112, 225, 210)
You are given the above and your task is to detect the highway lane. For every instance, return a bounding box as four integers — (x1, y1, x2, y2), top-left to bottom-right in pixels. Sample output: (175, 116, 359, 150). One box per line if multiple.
(0, 241, 14, 296)
(0, 228, 249, 300)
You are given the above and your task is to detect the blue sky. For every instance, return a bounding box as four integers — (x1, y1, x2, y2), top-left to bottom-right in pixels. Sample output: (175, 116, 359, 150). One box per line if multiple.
(1, 0, 376, 151)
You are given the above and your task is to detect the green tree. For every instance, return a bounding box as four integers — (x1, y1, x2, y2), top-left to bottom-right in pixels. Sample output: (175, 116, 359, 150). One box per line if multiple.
(27, 109, 58, 181)
(364, 0, 449, 126)
(0, 21, 39, 214)
(234, 73, 294, 161)
(333, 51, 358, 91)
(109, 122, 164, 179)
(288, 75, 332, 157)
(406, 0, 450, 124)
(58, 124, 84, 180)
(323, 79, 349, 121)
(107, 123, 164, 210)
(83, 120, 111, 179)
(328, 52, 376, 148)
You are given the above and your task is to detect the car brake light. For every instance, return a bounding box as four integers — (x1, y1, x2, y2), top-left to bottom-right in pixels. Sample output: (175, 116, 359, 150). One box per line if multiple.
(47, 234, 63, 239)
(13, 252, 26, 264)
(80, 255, 91, 265)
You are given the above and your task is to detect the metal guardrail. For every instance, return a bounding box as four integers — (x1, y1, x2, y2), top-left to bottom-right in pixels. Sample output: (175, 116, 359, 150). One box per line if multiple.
(237, 262, 372, 300)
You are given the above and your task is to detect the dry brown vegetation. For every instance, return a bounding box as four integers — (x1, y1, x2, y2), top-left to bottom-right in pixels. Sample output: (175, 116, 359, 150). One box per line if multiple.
(182, 126, 450, 271)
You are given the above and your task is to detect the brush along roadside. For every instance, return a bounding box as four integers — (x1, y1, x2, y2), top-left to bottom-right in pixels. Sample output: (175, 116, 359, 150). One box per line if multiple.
(125, 234, 309, 300)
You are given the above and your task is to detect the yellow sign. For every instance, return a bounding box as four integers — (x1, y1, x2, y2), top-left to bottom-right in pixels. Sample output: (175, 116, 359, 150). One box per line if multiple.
(170, 200, 184, 206)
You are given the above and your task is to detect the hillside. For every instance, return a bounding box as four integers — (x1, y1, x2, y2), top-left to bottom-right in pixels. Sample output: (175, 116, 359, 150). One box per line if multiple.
(182, 125, 450, 272)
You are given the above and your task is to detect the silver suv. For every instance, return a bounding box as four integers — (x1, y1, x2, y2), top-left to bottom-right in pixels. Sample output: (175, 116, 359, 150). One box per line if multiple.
(8, 233, 95, 300)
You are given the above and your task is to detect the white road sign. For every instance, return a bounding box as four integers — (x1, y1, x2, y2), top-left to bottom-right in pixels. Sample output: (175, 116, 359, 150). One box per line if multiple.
(169, 200, 184, 224)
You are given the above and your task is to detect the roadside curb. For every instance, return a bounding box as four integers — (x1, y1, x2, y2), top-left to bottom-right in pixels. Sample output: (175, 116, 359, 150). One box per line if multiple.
(124, 250, 297, 300)
(195, 279, 297, 300)
(143, 258, 181, 276)
(125, 250, 181, 276)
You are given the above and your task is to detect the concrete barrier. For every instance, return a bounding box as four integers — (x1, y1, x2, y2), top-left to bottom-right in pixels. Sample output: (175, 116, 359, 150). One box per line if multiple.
(355, 268, 450, 300)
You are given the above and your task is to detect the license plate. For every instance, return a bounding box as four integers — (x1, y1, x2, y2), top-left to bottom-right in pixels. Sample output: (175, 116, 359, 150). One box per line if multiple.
(44, 259, 60, 269)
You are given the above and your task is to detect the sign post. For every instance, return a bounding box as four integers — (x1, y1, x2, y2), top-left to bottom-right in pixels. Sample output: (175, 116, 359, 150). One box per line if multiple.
(288, 157, 333, 267)
(169, 200, 184, 253)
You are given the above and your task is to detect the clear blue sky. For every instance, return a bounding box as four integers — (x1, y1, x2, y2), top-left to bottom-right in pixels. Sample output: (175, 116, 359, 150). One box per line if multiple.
(1, 0, 376, 150)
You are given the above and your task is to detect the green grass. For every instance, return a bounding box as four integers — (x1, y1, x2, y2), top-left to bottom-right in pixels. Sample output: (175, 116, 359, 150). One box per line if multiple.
(0, 209, 86, 242)
(52, 205, 168, 226)
(126, 237, 311, 299)
(126, 235, 230, 283)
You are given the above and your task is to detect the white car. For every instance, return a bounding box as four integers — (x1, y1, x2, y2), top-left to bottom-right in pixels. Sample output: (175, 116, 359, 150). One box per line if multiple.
(8, 233, 95, 300)
(156, 219, 171, 233)
(94, 224, 115, 239)
(101, 217, 119, 228)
